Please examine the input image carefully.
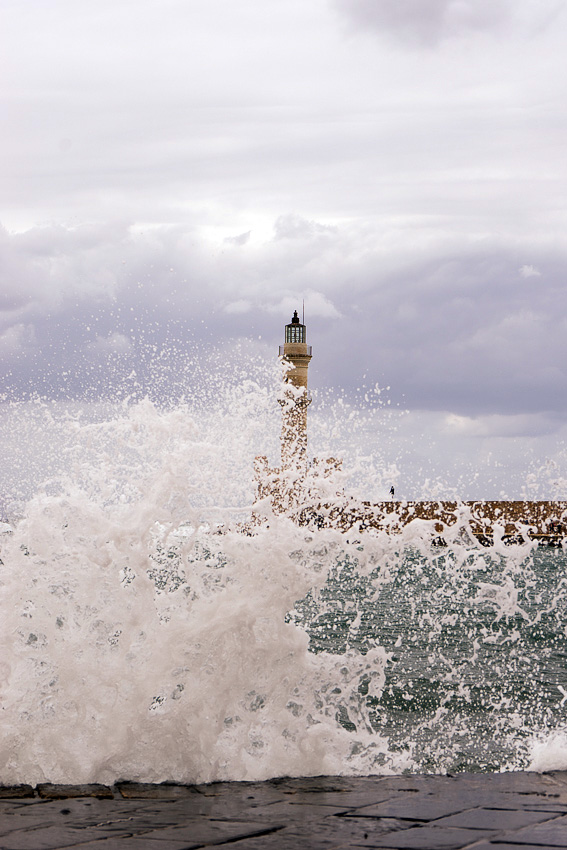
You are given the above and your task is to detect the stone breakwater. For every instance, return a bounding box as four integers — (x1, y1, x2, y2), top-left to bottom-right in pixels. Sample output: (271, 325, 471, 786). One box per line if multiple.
(300, 500, 567, 543)
(2, 772, 567, 848)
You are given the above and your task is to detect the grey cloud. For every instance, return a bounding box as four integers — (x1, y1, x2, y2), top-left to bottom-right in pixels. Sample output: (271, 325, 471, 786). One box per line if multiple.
(442, 411, 560, 439)
(331, 0, 557, 46)
(0, 324, 36, 360)
(0, 0, 564, 498)
(224, 300, 253, 315)
(0, 223, 128, 322)
(305, 241, 567, 416)
(375, 409, 567, 500)
(86, 332, 133, 356)
(224, 231, 251, 246)
(274, 214, 338, 241)
(1, 218, 566, 419)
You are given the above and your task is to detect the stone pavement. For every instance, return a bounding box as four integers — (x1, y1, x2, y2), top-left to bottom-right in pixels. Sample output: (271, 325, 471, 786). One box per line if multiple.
(2, 772, 567, 849)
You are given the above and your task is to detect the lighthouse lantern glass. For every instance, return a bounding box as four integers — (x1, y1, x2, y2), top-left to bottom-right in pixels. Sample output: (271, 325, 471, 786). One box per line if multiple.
(285, 315, 306, 344)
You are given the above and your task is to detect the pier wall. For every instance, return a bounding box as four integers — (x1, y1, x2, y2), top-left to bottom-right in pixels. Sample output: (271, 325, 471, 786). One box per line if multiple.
(301, 499, 567, 541)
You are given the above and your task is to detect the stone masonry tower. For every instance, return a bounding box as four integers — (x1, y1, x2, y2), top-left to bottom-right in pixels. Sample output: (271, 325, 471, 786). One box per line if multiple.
(279, 310, 312, 468)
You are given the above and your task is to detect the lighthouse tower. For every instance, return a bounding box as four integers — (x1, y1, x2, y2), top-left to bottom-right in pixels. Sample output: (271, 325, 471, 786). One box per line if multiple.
(279, 310, 312, 468)
(253, 309, 342, 521)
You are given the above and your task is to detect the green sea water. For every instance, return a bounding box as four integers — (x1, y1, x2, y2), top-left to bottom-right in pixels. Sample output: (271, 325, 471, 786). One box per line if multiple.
(290, 545, 567, 773)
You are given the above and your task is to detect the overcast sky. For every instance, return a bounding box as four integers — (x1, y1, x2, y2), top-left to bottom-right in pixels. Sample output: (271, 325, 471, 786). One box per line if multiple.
(2, 0, 567, 498)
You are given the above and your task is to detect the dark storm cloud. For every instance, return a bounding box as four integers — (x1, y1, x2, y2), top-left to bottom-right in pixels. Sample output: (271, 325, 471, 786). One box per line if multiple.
(1, 218, 565, 424)
(328, 249, 567, 416)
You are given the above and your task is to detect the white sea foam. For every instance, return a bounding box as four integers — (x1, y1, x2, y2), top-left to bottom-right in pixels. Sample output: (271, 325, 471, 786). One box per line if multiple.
(0, 361, 566, 783)
(529, 731, 567, 772)
(0, 389, 403, 784)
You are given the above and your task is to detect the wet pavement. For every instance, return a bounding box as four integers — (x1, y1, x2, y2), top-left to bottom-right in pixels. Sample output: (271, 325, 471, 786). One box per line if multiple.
(1, 772, 567, 848)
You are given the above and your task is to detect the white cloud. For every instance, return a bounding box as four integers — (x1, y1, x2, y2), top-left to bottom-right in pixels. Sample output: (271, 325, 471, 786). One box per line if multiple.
(224, 300, 253, 315)
(443, 412, 556, 438)
(224, 231, 251, 246)
(0, 324, 36, 359)
(267, 292, 342, 320)
(519, 264, 542, 278)
(274, 215, 338, 241)
(87, 333, 133, 356)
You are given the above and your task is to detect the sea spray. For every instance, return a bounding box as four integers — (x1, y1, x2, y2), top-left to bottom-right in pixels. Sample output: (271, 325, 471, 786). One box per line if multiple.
(0, 396, 397, 784)
(0, 510, 394, 783)
(1, 379, 567, 782)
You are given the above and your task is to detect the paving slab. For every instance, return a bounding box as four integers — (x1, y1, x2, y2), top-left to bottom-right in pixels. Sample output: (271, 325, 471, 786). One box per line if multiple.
(344, 797, 471, 821)
(0, 772, 567, 849)
(357, 825, 496, 848)
(126, 819, 285, 847)
(432, 806, 555, 830)
(499, 813, 567, 846)
(0, 824, 115, 850)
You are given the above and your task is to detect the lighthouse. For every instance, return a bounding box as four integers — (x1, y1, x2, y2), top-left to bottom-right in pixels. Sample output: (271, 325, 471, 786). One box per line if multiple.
(279, 310, 312, 468)
(253, 309, 342, 521)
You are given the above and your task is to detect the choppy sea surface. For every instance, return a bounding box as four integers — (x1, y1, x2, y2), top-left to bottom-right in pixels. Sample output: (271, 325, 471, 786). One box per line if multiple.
(292, 545, 567, 774)
(1, 382, 567, 785)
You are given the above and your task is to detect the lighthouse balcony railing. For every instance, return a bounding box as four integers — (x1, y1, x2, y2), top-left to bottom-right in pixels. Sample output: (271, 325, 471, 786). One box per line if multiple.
(279, 345, 312, 356)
